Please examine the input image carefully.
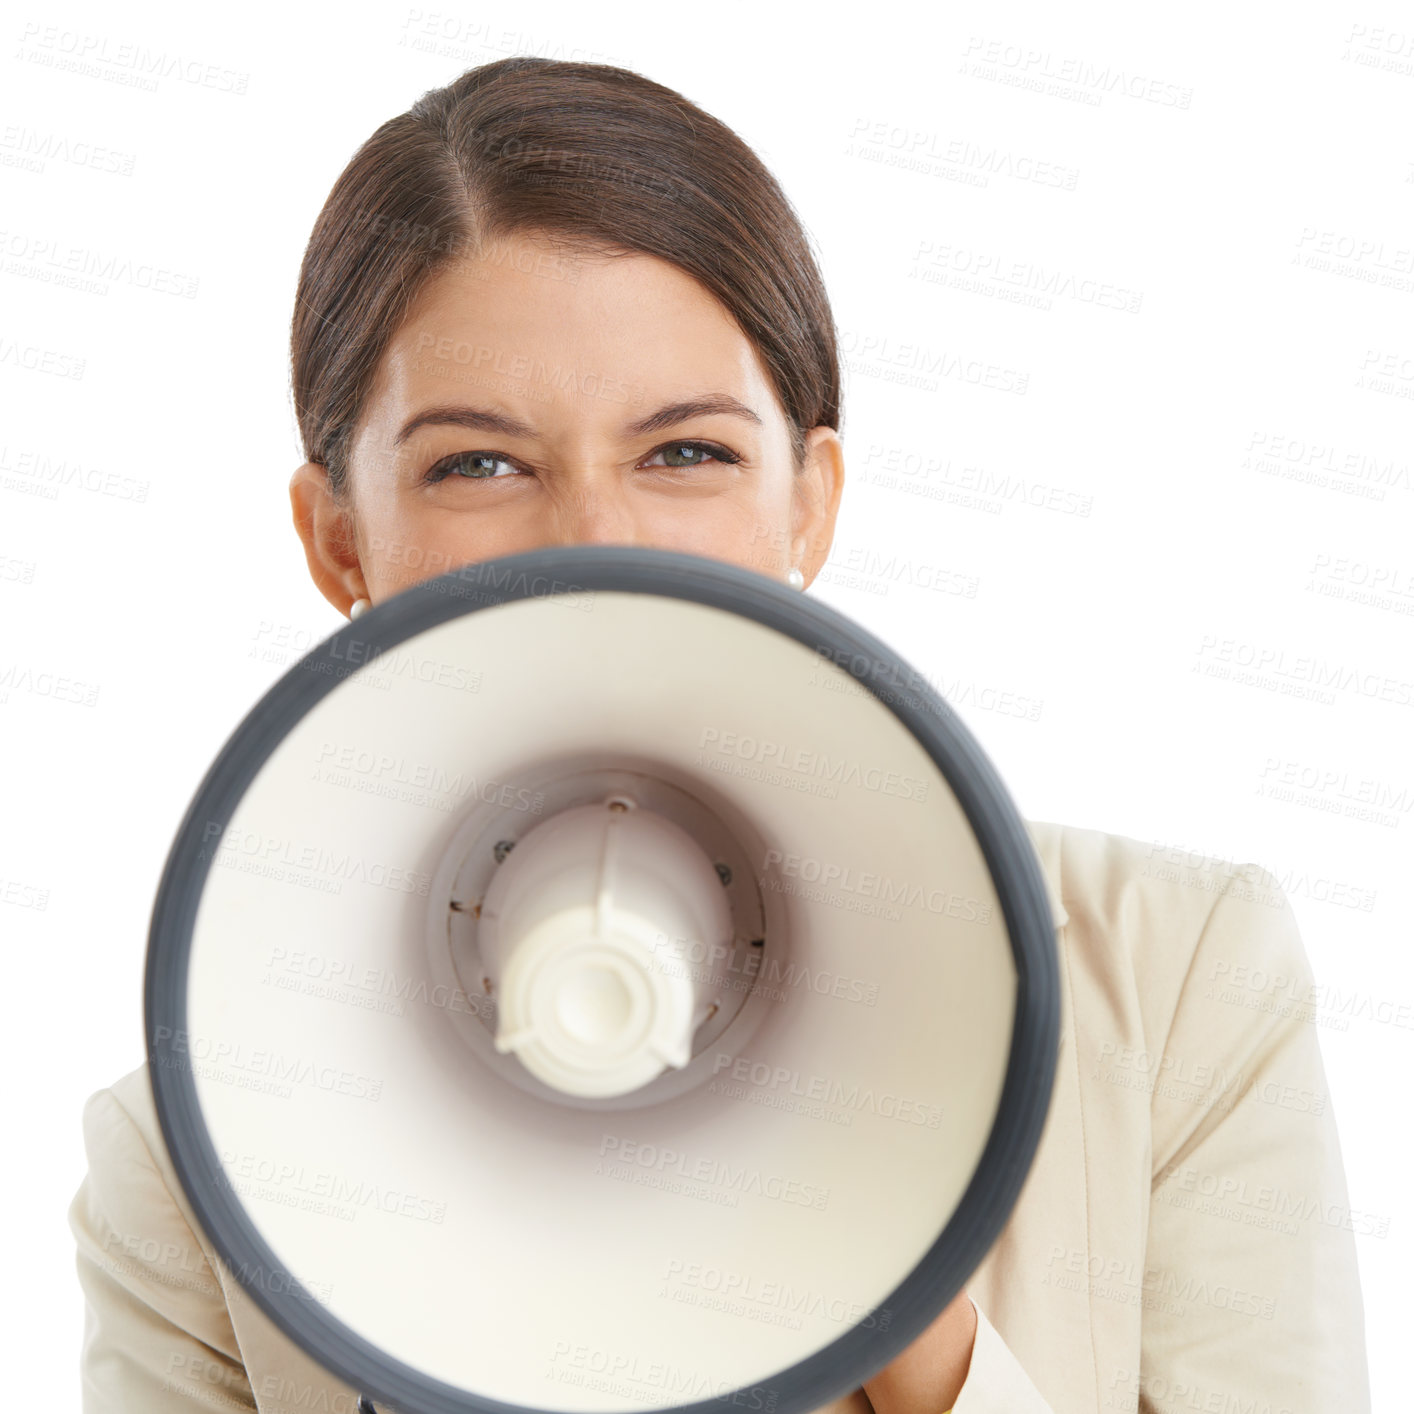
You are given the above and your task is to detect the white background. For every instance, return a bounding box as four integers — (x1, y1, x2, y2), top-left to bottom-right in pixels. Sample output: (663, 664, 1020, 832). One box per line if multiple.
(4, 1, 1410, 1408)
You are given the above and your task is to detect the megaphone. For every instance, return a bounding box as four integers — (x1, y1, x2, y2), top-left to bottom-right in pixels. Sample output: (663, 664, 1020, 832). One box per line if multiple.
(145, 545, 1060, 1414)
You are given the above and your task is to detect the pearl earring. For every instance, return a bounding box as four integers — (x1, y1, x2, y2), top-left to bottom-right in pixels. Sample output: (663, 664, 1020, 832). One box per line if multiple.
(786, 566, 805, 591)
(349, 597, 371, 619)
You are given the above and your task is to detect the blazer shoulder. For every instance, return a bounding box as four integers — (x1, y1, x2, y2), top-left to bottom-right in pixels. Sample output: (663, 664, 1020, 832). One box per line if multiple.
(1022, 817, 1300, 1048)
(1025, 816, 1285, 935)
(84, 1060, 217, 1261)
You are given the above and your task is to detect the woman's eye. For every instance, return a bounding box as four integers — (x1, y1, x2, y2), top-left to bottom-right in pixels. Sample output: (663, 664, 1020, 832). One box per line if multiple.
(422, 439, 742, 485)
(424, 452, 520, 483)
(642, 441, 743, 470)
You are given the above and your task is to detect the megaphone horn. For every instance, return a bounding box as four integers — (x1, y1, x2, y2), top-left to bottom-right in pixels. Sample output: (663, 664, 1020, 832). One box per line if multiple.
(146, 544, 1059, 1414)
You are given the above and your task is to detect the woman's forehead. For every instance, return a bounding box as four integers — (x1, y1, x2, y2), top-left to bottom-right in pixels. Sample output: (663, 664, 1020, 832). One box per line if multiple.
(362, 247, 780, 442)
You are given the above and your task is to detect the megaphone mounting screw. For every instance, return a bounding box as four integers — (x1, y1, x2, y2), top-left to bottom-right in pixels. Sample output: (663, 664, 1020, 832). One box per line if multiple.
(714, 862, 732, 886)
(493, 839, 516, 864)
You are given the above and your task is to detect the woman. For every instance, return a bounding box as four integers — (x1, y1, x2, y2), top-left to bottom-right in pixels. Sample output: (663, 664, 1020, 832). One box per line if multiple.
(68, 57, 1369, 1413)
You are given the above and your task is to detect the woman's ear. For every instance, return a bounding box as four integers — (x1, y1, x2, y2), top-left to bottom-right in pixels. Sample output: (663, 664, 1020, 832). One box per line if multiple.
(793, 427, 846, 589)
(288, 461, 368, 616)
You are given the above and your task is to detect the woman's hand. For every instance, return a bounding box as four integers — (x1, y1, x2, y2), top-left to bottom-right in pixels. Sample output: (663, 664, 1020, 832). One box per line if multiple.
(861, 1287, 977, 1414)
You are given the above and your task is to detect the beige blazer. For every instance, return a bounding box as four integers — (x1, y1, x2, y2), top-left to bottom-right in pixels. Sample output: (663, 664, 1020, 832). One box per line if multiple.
(68, 819, 1371, 1412)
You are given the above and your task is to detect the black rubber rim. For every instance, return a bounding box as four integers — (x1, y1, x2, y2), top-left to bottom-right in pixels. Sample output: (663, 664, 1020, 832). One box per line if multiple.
(146, 544, 1060, 1414)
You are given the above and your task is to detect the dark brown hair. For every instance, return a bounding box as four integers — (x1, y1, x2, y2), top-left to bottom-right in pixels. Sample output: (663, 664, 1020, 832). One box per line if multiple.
(290, 56, 842, 501)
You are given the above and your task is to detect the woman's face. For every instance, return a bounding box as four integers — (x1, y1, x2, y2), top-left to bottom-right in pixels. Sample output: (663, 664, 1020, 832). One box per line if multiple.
(290, 230, 845, 614)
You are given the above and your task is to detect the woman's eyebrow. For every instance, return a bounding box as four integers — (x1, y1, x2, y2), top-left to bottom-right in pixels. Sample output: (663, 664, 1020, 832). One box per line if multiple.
(394, 394, 763, 447)
(628, 395, 763, 436)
